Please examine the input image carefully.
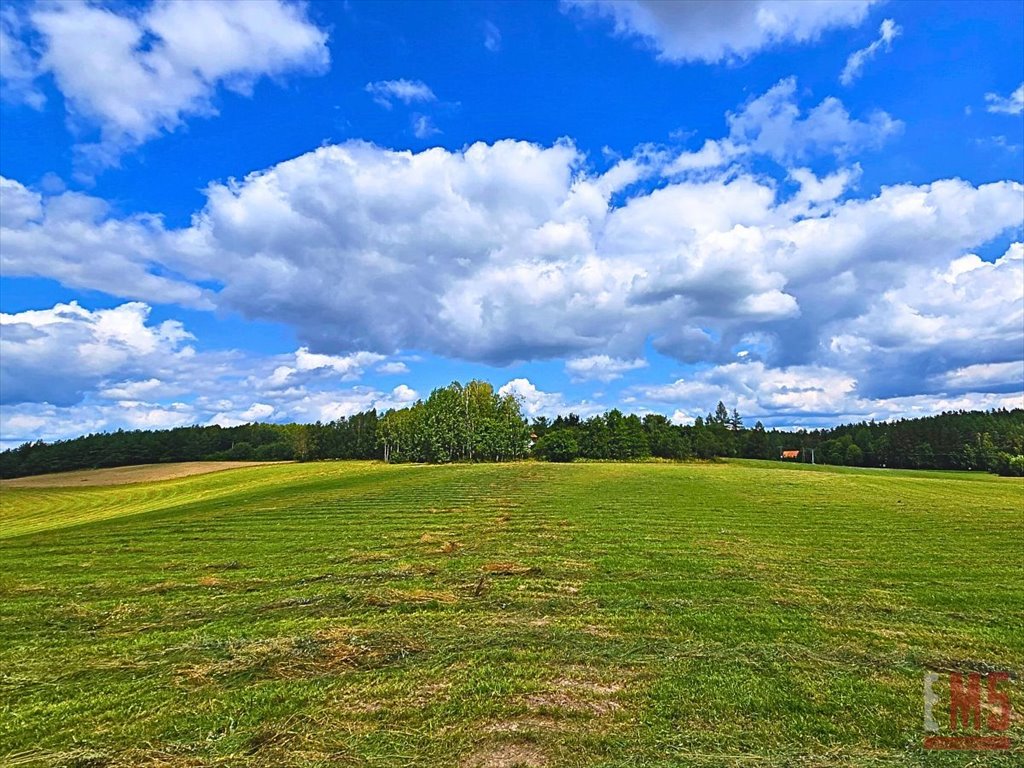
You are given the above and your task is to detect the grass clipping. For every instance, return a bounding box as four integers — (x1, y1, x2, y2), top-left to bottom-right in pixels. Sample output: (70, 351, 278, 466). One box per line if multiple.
(179, 628, 420, 684)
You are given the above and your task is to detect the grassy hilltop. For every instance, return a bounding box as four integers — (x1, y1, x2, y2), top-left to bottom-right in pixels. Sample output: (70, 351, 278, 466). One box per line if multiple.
(1, 460, 1022, 766)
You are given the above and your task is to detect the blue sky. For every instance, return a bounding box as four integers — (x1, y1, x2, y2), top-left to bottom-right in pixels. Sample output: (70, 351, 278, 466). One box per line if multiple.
(1, 0, 1022, 448)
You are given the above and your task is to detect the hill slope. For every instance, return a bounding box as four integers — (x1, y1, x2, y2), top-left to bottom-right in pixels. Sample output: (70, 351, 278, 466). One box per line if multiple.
(1, 461, 1021, 766)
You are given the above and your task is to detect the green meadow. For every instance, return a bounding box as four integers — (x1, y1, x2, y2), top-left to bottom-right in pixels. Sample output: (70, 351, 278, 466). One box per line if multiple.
(1, 460, 1021, 767)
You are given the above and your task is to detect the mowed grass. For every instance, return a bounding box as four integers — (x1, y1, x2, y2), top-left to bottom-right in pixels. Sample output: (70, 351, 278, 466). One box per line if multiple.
(0, 461, 1021, 767)
(0, 461, 287, 491)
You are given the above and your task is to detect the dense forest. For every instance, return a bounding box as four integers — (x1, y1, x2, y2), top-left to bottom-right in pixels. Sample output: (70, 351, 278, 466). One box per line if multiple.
(2, 380, 1022, 478)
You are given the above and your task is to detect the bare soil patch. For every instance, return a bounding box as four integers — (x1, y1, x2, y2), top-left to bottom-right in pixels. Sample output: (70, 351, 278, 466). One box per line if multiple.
(461, 743, 548, 768)
(523, 672, 625, 716)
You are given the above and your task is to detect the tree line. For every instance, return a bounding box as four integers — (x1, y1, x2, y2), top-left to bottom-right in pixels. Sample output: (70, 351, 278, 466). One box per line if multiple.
(532, 401, 1024, 476)
(1, 380, 1022, 478)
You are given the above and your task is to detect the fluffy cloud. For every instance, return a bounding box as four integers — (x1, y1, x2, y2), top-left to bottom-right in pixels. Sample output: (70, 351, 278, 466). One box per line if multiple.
(16, 0, 327, 171)
(0, 380, 422, 451)
(412, 114, 441, 138)
(635, 243, 1024, 422)
(782, 165, 862, 216)
(0, 302, 421, 447)
(498, 378, 603, 419)
(0, 8, 44, 108)
(985, 83, 1024, 116)
(639, 361, 856, 417)
(937, 361, 1024, 393)
(565, 355, 648, 382)
(665, 138, 742, 174)
(821, 243, 1024, 397)
(725, 77, 902, 163)
(169, 139, 596, 362)
(564, 0, 875, 64)
(664, 79, 899, 172)
(0, 302, 195, 406)
(267, 348, 386, 389)
(0, 176, 210, 307)
(498, 378, 565, 418)
(1, 400, 198, 451)
(636, 360, 1024, 429)
(5, 142, 1021, 396)
(840, 18, 900, 86)
(208, 402, 274, 428)
(2, 79, 906, 343)
(366, 79, 436, 108)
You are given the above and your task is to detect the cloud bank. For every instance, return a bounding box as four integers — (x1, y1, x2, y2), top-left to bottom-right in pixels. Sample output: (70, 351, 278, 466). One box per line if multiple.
(1, 73, 1021, 444)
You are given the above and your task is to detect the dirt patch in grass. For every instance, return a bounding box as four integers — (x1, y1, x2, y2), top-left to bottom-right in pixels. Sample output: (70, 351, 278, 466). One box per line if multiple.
(1, 461, 288, 488)
(461, 742, 548, 768)
(523, 672, 625, 716)
(482, 716, 558, 734)
(524, 690, 619, 716)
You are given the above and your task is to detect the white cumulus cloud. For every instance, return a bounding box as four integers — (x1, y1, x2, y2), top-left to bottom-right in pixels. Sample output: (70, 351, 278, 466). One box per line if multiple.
(20, 0, 328, 172)
(725, 77, 902, 163)
(635, 359, 1024, 429)
(985, 83, 1024, 116)
(0, 8, 44, 108)
(498, 378, 603, 419)
(0, 176, 211, 307)
(365, 78, 437, 108)
(0, 302, 194, 407)
(565, 355, 648, 382)
(564, 0, 875, 64)
(0, 302, 422, 447)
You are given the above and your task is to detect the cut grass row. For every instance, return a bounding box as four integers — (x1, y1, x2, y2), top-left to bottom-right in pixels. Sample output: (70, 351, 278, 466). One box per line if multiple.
(1, 460, 1021, 766)
(0, 461, 335, 538)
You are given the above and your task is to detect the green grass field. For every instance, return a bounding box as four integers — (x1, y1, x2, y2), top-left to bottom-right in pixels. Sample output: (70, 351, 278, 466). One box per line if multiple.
(1, 460, 1021, 767)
